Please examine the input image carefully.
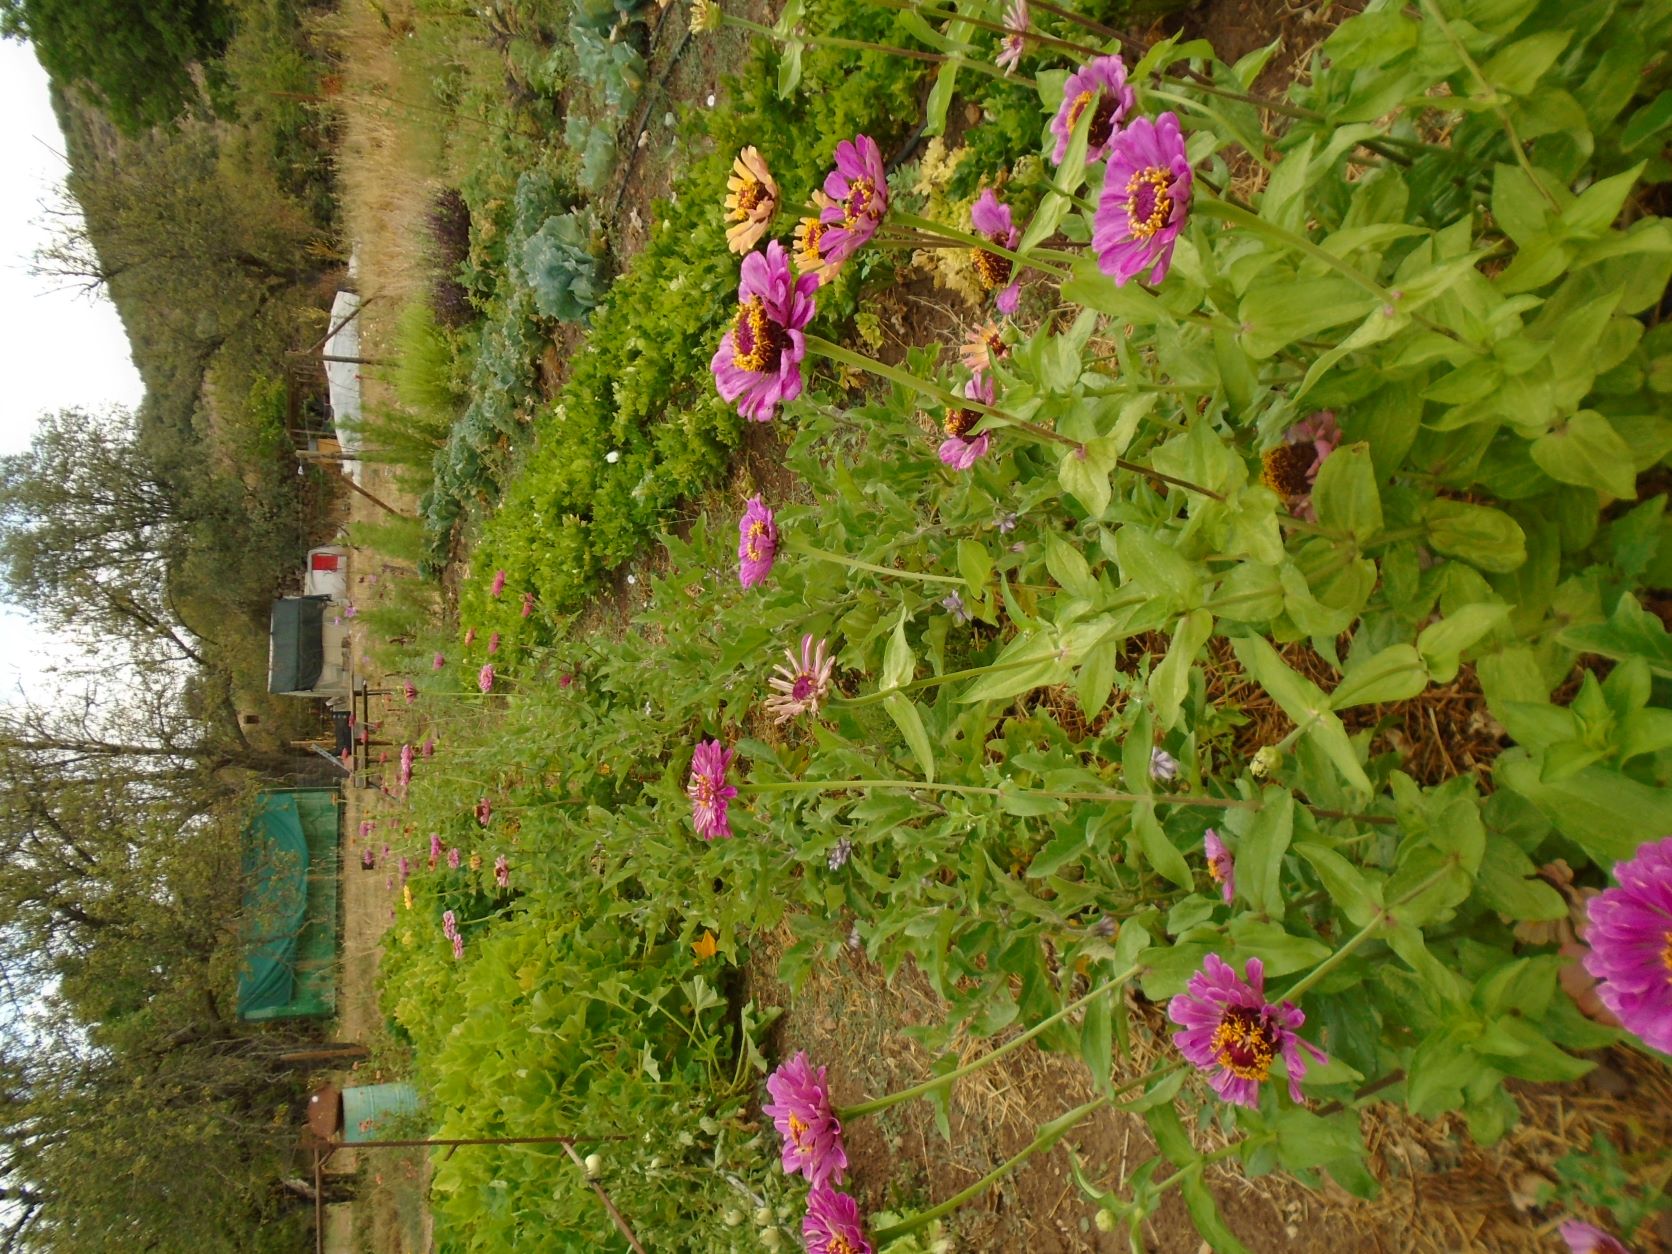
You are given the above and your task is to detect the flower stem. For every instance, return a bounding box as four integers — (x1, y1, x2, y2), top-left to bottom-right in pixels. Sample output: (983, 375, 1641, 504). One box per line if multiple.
(784, 539, 966, 585)
(885, 0, 1109, 61)
(1026, 0, 1119, 39)
(826, 655, 1052, 709)
(889, 210, 1072, 279)
(837, 964, 1143, 1119)
(1281, 863, 1457, 1002)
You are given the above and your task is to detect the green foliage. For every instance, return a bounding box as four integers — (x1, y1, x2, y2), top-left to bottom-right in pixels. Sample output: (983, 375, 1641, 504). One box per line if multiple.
(520, 209, 607, 321)
(391, 299, 466, 420)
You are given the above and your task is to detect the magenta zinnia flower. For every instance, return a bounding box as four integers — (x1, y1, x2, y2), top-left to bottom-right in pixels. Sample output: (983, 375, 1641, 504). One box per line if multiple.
(490, 569, 506, 598)
(765, 635, 836, 723)
(687, 739, 739, 841)
(398, 743, 415, 790)
(1169, 955, 1327, 1109)
(1051, 54, 1135, 165)
(818, 135, 889, 265)
(1204, 829, 1235, 904)
(447, 846, 460, 870)
(429, 832, 444, 864)
(494, 854, 510, 889)
(1559, 1220, 1633, 1254)
(995, 0, 1028, 73)
(478, 662, 495, 693)
(475, 797, 493, 826)
(737, 495, 779, 589)
(451, 933, 465, 961)
(441, 909, 458, 940)
(403, 679, 418, 705)
(488, 631, 501, 655)
(802, 1186, 871, 1254)
(939, 371, 994, 470)
(422, 738, 435, 757)
(970, 189, 1022, 315)
(763, 1052, 848, 1186)
(1582, 835, 1672, 1054)
(1093, 112, 1193, 287)
(521, 591, 535, 619)
(399, 855, 411, 882)
(432, 651, 446, 670)
(711, 240, 818, 423)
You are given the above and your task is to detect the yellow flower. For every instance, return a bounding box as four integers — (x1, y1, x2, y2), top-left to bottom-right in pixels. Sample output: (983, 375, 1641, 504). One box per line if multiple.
(690, 0, 724, 34)
(469, 852, 482, 871)
(792, 190, 838, 284)
(724, 147, 780, 254)
(402, 884, 414, 911)
(691, 930, 719, 962)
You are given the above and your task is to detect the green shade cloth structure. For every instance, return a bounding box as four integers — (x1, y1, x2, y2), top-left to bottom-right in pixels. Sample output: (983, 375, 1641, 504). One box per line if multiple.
(237, 789, 341, 1020)
(268, 596, 329, 693)
(341, 1083, 421, 1143)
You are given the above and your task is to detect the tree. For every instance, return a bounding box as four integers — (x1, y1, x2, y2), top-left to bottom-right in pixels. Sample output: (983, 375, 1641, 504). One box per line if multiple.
(0, 0, 233, 133)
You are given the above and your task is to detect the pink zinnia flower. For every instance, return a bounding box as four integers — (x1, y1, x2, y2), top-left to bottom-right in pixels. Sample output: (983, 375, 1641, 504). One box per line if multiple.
(421, 738, 435, 758)
(1204, 829, 1235, 903)
(737, 496, 779, 588)
(464, 626, 477, 646)
(344, 604, 358, 619)
(1559, 1220, 1633, 1254)
(765, 635, 836, 723)
(687, 739, 739, 841)
(711, 240, 818, 423)
(399, 855, 411, 883)
(490, 569, 506, 598)
(432, 651, 445, 670)
(475, 797, 493, 826)
(1582, 835, 1672, 1054)
(478, 663, 495, 693)
(521, 591, 535, 618)
(818, 135, 889, 265)
(558, 673, 574, 689)
(1169, 955, 1327, 1109)
(403, 679, 418, 705)
(763, 1052, 848, 1186)
(995, 0, 1028, 73)
(447, 846, 461, 870)
(1093, 112, 1193, 287)
(1051, 54, 1135, 164)
(429, 832, 443, 862)
(359, 820, 375, 838)
(398, 743, 415, 790)
(451, 933, 465, 961)
(970, 189, 1022, 315)
(488, 631, 501, 655)
(1261, 410, 1342, 521)
(939, 372, 994, 470)
(360, 848, 375, 869)
(802, 1187, 871, 1254)
(441, 909, 458, 940)
(494, 854, 510, 889)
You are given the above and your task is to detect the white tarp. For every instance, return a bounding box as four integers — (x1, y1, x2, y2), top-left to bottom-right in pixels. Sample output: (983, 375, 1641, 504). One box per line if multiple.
(324, 291, 364, 485)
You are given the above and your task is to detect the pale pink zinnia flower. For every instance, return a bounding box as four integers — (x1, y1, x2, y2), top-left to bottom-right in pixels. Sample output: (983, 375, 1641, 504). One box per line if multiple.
(803, 1186, 872, 1254)
(939, 371, 993, 470)
(1582, 835, 1672, 1054)
(765, 635, 835, 723)
(494, 854, 510, 889)
(725, 145, 780, 255)
(432, 651, 446, 670)
(403, 679, 418, 705)
(995, 0, 1028, 72)
(1093, 111, 1193, 286)
(451, 933, 465, 961)
(737, 496, 779, 588)
(421, 738, 435, 758)
(762, 1051, 848, 1185)
(447, 846, 461, 870)
(475, 797, 493, 826)
(1261, 410, 1342, 521)
(490, 569, 506, 598)
(1169, 955, 1327, 1109)
(488, 631, 501, 655)
(1051, 54, 1135, 164)
(1558, 1220, 1633, 1254)
(441, 909, 458, 940)
(687, 739, 739, 841)
(1204, 828, 1235, 904)
(464, 626, 477, 646)
(398, 743, 415, 790)
(478, 663, 495, 693)
(521, 591, 535, 619)
(429, 832, 444, 863)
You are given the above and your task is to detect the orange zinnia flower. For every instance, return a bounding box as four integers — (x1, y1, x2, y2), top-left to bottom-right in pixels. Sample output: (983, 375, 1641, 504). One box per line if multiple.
(724, 147, 779, 254)
(691, 930, 719, 961)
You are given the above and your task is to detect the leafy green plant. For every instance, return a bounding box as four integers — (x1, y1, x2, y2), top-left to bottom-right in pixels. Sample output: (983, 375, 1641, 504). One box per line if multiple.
(520, 209, 608, 321)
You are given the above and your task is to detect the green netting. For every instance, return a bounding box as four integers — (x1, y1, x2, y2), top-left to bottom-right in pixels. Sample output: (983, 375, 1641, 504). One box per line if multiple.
(237, 789, 341, 1020)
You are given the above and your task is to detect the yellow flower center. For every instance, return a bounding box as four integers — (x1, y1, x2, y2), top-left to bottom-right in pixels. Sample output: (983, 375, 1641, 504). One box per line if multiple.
(787, 1113, 809, 1147)
(944, 407, 980, 438)
(1662, 931, 1672, 979)
(828, 1239, 858, 1254)
(843, 178, 877, 225)
(731, 296, 784, 373)
(1210, 1007, 1277, 1082)
(970, 247, 1013, 291)
(1208, 859, 1226, 883)
(1125, 166, 1174, 240)
(730, 176, 766, 219)
(744, 519, 770, 561)
(795, 216, 828, 268)
(1066, 89, 1095, 129)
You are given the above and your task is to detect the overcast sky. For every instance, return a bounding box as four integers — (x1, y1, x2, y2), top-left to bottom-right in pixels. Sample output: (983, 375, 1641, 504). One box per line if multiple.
(0, 40, 146, 695)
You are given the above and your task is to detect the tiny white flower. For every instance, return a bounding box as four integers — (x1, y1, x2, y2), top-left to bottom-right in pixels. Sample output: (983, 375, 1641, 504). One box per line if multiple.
(626, 573, 637, 585)
(605, 449, 621, 463)
(706, 92, 716, 107)
(637, 130, 648, 148)
(663, 111, 675, 126)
